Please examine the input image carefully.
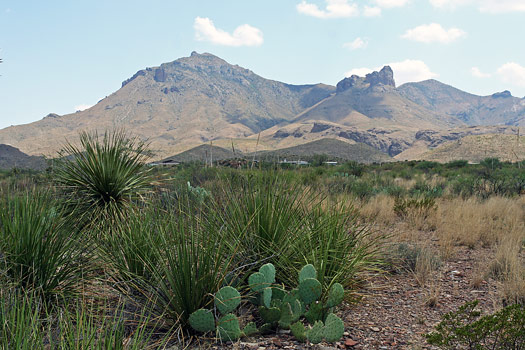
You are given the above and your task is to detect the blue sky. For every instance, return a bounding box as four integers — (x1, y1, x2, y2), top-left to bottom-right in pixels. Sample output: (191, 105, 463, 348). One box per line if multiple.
(1, 0, 525, 129)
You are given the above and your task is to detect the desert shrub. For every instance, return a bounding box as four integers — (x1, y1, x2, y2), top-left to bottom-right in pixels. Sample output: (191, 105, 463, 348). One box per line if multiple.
(54, 130, 154, 229)
(426, 300, 525, 349)
(0, 191, 87, 301)
(385, 243, 441, 274)
(286, 202, 380, 294)
(393, 196, 436, 219)
(101, 198, 236, 330)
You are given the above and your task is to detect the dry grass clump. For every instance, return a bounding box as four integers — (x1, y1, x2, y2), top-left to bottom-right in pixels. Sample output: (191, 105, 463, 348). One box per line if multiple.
(359, 194, 396, 225)
(489, 230, 525, 305)
(436, 196, 525, 250)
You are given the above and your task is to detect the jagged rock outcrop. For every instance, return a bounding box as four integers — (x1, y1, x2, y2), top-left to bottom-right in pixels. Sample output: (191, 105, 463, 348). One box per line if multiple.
(336, 66, 395, 93)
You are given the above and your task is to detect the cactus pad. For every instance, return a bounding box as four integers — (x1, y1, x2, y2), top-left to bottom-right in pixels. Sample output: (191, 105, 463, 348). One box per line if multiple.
(324, 313, 344, 342)
(216, 313, 241, 341)
(259, 306, 281, 323)
(299, 264, 317, 283)
(306, 320, 324, 344)
(242, 322, 258, 337)
(214, 286, 241, 315)
(249, 272, 268, 293)
(278, 302, 294, 329)
(326, 283, 344, 308)
(189, 309, 215, 333)
(305, 301, 323, 323)
(272, 286, 286, 300)
(259, 263, 276, 283)
(299, 278, 322, 304)
(262, 287, 272, 308)
(290, 321, 307, 342)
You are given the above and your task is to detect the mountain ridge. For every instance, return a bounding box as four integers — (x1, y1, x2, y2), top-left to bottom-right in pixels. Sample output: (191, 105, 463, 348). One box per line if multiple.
(1, 52, 524, 161)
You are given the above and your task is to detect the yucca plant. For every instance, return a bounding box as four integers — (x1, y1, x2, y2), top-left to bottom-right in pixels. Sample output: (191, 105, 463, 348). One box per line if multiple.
(216, 172, 309, 279)
(101, 196, 238, 331)
(0, 191, 87, 301)
(54, 130, 154, 229)
(287, 201, 381, 296)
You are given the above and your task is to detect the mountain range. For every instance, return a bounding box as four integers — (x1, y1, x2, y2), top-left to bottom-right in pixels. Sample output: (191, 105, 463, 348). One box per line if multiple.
(1, 52, 524, 162)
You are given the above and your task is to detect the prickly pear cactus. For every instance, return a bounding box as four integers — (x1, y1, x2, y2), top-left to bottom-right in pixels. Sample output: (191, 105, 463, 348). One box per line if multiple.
(290, 321, 307, 342)
(299, 264, 317, 283)
(306, 320, 324, 344)
(259, 306, 281, 323)
(326, 283, 344, 308)
(216, 313, 242, 341)
(299, 278, 322, 304)
(249, 272, 268, 293)
(324, 313, 345, 342)
(259, 263, 276, 283)
(189, 309, 215, 333)
(242, 322, 258, 337)
(214, 286, 241, 315)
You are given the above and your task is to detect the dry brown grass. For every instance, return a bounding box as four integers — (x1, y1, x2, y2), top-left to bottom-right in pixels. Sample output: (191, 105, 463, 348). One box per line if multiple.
(359, 194, 396, 225)
(436, 196, 525, 250)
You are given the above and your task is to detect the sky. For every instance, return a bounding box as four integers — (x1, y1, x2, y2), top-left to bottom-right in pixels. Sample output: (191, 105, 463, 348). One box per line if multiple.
(1, 0, 525, 129)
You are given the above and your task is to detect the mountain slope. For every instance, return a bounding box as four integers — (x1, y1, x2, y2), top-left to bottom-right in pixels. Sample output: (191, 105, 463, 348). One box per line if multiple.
(398, 80, 525, 126)
(255, 138, 392, 163)
(0, 52, 334, 158)
(0, 144, 47, 170)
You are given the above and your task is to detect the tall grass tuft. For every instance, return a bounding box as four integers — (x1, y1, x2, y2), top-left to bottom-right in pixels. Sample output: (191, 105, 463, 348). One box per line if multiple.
(54, 130, 154, 228)
(0, 191, 86, 301)
(101, 197, 237, 330)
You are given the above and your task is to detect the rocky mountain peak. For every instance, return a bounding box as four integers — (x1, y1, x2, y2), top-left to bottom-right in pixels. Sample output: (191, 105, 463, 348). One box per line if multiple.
(365, 66, 395, 88)
(336, 66, 396, 93)
(492, 90, 512, 98)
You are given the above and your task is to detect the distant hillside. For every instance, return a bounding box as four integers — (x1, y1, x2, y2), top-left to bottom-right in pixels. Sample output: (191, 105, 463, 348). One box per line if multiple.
(161, 144, 238, 163)
(2, 52, 525, 162)
(0, 144, 47, 170)
(255, 138, 392, 163)
(398, 80, 525, 126)
(419, 134, 525, 163)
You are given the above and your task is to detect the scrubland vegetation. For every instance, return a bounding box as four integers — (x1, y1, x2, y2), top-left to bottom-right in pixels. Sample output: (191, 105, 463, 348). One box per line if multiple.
(0, 133, 523, 349)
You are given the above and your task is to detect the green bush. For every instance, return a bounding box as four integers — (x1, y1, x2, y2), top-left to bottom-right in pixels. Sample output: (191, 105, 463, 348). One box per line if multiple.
(0, 191, 86, 301)
(426, 300, 525, 349)
(54, 130, 154, 229)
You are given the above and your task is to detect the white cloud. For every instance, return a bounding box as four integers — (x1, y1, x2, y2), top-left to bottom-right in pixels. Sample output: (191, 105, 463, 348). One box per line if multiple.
(374, 0, 410, 8)
(296, 0, 359, 18)
(343, 37, 368, 50)
(74, 104, 93, 112)
(193, 17, 263, 47)
(430, 0, 525, 13)
(497, 63, 525, 87)
(479, 0, 525, 13)
(429, 0, 472, 9)
(345, 59, 438, 85)
(471, 67, 491, 78)
(363, 6, 382, 16)
(401, 23, 466, 44)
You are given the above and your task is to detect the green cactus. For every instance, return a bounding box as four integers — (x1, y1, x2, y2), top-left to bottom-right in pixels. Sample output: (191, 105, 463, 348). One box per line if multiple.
(189, 309, 215, 333)
(214, 286, 241, 315)
(259, 323, 273, 334)
(249, 272, 269, 293)
(260, 263, 276, 283)
(272, 286, 286, 300)
(261, 287, 272, 308)
(290, 321, 307, 342)
(305, 301, 323, 323)
(306, 320, 324, 344)
(259, 306, 281, 323)
(324, 313, 345, 342)
(216, 313, 242, 341)
(278, 302, 294, 329)
(299, 278, 322, 304)
(299, 264, 317, 283)
(242, 322, 258, 337)
(326, 283, 344, 308)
